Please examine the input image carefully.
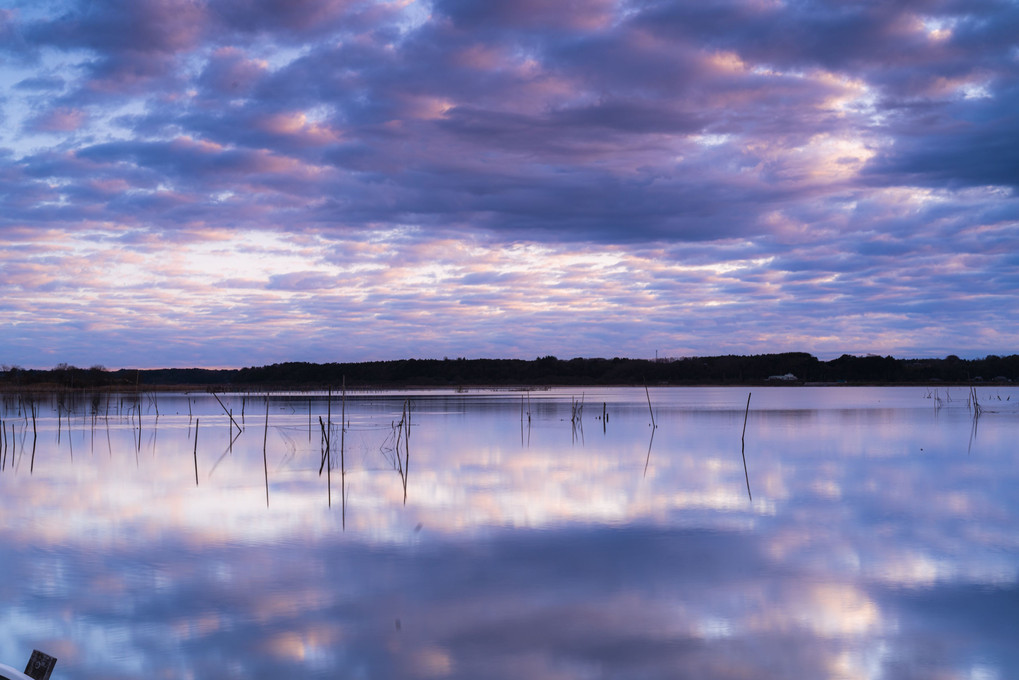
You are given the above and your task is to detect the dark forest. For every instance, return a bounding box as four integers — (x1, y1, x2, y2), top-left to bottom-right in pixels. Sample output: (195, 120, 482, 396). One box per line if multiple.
(2, 353, 1016, 390)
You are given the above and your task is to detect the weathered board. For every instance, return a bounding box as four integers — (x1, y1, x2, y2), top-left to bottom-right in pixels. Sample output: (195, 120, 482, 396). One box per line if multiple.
(23, 651, 56, 680)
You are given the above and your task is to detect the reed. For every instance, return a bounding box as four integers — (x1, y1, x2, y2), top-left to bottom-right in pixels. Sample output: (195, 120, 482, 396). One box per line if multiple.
(570, 394, 585, 444)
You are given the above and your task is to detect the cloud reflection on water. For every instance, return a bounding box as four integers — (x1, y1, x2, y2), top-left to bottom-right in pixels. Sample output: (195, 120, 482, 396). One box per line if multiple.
(0, 387, 1016, 679)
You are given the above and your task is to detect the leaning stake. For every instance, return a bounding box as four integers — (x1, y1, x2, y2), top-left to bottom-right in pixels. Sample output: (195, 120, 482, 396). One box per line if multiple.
(741, 392, 752, 501)
(644, 380, 656, 429)
(211, 392, 243, 434)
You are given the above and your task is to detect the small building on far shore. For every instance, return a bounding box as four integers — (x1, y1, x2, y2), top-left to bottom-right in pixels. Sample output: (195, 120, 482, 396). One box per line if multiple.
(767, 373, 798, 382)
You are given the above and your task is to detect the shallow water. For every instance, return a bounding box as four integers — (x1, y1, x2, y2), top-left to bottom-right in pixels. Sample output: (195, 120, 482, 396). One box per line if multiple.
(1, 386, 1017, 679)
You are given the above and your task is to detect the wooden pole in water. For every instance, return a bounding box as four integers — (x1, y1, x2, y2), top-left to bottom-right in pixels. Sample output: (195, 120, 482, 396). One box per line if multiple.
(644, 380, 656, 429)
(340, 379, 346, 465)
(741, 392, 752, 501)
(193, 418, 200, 486)
(741, 392, 751, 442)
(341, 377, 346, 528)
(211, 392, 243, 434)
(402, 398, 410, 504)
(263, 394, 270, 507)
(29, 400, 37, 473)
(319, 416, 332, 506)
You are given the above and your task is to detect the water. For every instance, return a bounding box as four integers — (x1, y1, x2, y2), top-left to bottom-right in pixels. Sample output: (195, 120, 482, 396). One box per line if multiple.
(1, 386, 1017, 679)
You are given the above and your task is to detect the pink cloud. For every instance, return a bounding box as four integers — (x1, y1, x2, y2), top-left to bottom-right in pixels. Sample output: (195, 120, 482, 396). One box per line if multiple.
(28, 107, 87, 133)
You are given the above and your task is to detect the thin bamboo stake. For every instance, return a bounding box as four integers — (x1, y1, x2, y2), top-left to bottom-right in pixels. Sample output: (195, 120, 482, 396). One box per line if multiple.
(29, 400, 37, 474)
(193, 418, 200, 486)
(341, 377, 346, 528)
(319, 416, 331, 506)
(211, 392, 243, 434)
(742, 392, 751, 441)
(741, 392, 752, 501)
(340, 380, 346, 471)
(402, 398, 410, 504)
(138, 393, 142, 452)
(263, 394, 270, 507)
(644, 380, 656, 428)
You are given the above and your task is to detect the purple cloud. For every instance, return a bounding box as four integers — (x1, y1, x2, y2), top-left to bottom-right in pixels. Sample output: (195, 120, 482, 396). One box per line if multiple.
(0, 0, 1017, 367)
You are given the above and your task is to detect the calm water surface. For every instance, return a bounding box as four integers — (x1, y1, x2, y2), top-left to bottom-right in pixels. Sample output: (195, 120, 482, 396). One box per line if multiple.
(1, 386, 1017, 679)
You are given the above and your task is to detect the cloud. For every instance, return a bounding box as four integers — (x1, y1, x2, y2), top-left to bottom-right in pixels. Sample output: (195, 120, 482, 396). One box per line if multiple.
(1, 0, 1019, 366)
(4, 391, 1018, 677)
(25, 105, 87, 132)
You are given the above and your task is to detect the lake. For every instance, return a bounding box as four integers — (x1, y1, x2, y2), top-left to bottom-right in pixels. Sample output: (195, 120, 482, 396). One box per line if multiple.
(1, 385, 1017, 679)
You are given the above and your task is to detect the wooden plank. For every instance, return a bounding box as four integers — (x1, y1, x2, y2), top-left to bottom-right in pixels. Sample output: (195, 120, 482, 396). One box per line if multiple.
(23, 651, 57, 680)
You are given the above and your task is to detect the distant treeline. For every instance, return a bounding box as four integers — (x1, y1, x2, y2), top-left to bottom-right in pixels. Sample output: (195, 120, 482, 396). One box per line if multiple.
(1, 353, 1017, 390)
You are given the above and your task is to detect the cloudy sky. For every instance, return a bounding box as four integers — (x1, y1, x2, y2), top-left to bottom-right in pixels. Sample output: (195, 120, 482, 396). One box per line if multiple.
(1, 0, 1017, 369)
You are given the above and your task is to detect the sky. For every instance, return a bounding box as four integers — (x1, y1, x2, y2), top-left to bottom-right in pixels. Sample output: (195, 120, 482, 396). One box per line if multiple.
(1, 0, 1017, 369)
